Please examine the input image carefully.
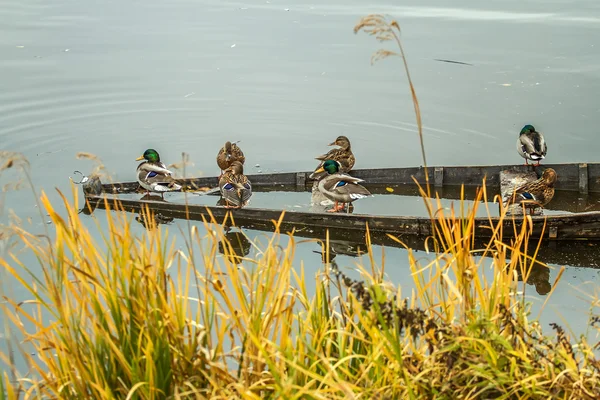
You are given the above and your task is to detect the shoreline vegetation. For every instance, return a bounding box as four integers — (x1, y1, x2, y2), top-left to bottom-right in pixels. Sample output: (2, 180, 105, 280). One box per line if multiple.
(0, 14, 599, 399)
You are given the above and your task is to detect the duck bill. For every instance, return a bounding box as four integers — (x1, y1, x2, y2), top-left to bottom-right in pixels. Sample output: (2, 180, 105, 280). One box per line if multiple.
(135, 156, 145, 161)
(328, 141, 336, 146)
(314, 167, 325, 173)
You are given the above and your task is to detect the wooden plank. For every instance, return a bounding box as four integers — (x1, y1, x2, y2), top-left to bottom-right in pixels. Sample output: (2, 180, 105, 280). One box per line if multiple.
(83, 194, 600, 240)
(296, 172, 306, 189)
(100, 163, 600, 195)
(81, 195, 600, 269)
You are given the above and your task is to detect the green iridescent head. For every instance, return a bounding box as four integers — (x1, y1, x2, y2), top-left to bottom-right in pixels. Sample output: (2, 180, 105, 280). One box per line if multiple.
(321, 159, 341, 175)
(136, 149, 160, 163)
(520, 125, 536, 135)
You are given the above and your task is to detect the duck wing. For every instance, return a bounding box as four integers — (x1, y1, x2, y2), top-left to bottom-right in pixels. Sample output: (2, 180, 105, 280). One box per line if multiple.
(505, 178, 547, 205)
(314, 148, 354, 168)
(520, 132, 546, 160)
(138, 162, 179, 185)
(315, 148, 341, 162)
(216, 148, 231, 170)
(231, 144, 246, 164)
(324, 174, 371, 199)
(219, 172, 249, 206)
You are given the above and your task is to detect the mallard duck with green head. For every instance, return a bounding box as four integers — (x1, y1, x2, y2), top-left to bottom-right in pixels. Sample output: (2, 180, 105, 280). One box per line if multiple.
(314, 159, 372, 212)
(135, 149, 182, 198)
(217, 141, 245, 176)
(309, 135, 355, 180)
(219, 160, 252, 208)
(517, 124, 547, 166)
(505, 168, 557, 214)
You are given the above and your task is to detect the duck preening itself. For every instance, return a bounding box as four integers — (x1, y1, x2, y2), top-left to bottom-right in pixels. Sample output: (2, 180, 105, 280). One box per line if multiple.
(517, 124, 547, 166)
(504, 168, 557, 214)
(217, 141, 245, 177)
(136, 149, 182, 198)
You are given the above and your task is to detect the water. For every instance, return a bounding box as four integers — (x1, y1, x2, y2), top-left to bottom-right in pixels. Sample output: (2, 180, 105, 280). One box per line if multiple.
(1, 0, 600, 374)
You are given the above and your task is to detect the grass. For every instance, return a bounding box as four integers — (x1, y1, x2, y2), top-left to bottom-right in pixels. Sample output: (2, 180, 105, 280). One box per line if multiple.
(0, 177, 598, 399)
(0, 13, 599, 400)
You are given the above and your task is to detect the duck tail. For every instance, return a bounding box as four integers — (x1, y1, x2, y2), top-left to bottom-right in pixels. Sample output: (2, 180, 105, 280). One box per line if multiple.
(529, 153, 544, 161)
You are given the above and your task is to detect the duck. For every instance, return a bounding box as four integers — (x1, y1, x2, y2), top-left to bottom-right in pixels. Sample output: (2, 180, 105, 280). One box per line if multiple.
(309, 135, 355, 180)
(219, 161, 252, 208)
(504, 168, 557, 214)
(216, 141, 245, 176)
(135, 149, 182, 198)
(517, 124, 547, 166)
(314, 159, 372, 213)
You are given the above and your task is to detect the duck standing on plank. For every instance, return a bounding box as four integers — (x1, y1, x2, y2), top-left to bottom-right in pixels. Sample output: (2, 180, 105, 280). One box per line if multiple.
(219, 161, 252, 208)
(517, 124, 547, 166)
(309, 136, 355, 180)
(313, 159, 372, 213)
(504, 168, 557, 214)
(216, 141, 245, 177)
(136, 149, 182, 198)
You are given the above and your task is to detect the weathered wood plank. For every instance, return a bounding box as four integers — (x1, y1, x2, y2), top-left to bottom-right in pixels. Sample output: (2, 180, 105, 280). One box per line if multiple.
(83, 194, 600, 240)
(99, 163, 600, 195)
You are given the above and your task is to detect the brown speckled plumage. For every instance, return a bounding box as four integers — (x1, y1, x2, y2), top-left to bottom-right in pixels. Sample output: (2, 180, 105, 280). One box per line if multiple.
(310, 136, 355, 180)
(219, 161, 252, 208)
(217, 141, 245, 172)
(505, 168, 557, 213)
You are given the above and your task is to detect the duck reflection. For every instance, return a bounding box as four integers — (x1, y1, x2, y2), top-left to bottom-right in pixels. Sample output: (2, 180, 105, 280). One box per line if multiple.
(78, 198, 99, 215)
(135, 210, 174, 230)
(313, 239, 365, 262)
(310, 185, 354, 214)
(218, 228, 251, 265)
(514, 263, 551, 295)
(138, 193, 170, 202)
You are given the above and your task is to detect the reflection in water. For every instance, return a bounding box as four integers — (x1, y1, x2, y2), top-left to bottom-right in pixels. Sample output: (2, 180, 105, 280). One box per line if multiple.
(313, 239, 365, 262)
(514, 264, 551, 295)
(139, 193, 169, 202)
(218, 229, 251, 265)
(135, 211, 174, 230)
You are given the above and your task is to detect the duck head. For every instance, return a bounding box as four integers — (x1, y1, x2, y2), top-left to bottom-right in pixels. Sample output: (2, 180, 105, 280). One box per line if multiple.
(328, 135, 351, 150)
(520, 125, 537, 136)
(541, 168, 557, 185)
(314, 159, 341, 175)
(136, 149, 160, 163)
(229, 160, 244, 175)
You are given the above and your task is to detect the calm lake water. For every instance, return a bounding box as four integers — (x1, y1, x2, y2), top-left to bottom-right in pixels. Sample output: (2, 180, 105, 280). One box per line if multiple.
(1, 0, 600, 372)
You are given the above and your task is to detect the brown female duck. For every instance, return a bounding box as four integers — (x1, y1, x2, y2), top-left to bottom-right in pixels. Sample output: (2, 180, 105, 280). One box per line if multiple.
(219, 161, 252, 208)
(309, 135, 355, 180)
(216, 141, 245, 175)
(505, 168, 557, 214)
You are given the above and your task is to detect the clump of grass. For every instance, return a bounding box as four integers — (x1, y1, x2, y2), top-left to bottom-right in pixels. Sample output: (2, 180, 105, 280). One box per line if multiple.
(0, 183, 598, 399)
